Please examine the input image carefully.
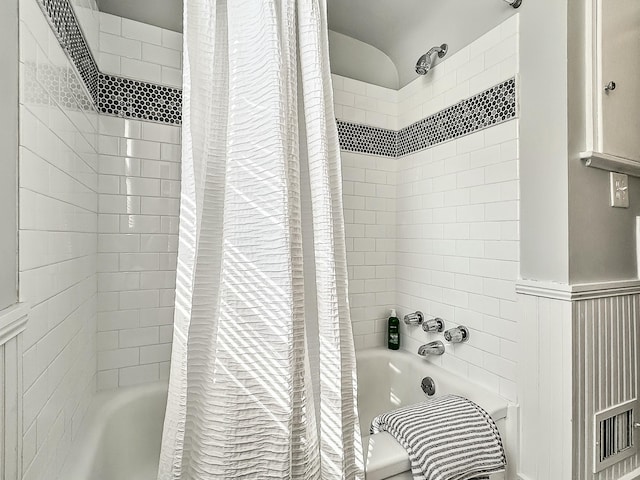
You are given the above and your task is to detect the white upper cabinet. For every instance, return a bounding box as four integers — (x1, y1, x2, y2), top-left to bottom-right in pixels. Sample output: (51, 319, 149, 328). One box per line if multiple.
(592, 0, 640, 163)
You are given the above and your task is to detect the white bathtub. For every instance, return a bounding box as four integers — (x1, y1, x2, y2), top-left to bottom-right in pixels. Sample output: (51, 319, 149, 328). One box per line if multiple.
(60, 381, 167, 480)
(357, 348, 514, 480)
(61, 348, 514, 480)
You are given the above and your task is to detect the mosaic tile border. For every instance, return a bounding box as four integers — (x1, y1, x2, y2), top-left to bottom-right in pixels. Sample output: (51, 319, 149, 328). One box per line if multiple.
(35, 0, 183, 124)
(36, 0, 515, 144)
(98, 74, 182, 124)
(336, 122, 397, 158)
(38, 0, 100, 102)
(397, 78, 517, 157)
(338, 78, 517, 158)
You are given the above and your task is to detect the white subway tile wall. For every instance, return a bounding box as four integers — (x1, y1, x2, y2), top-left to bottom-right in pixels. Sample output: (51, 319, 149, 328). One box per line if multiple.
(19, 0, 99, 477)
(342, 151, 398, 349)
(332, 76, 399, 347)
(396, 123, 519, 401)
(332, 74, 399, 131)
(97, 13, 183, 88)
(93, 13, 519, 401)
(16, 3, 522, 476)
(336, 16, 520, 402)
(96, 116, 181, 389)
(395, 16, 520, 401)
(103, 11, 519, 403)
(93, 13, 182, 389)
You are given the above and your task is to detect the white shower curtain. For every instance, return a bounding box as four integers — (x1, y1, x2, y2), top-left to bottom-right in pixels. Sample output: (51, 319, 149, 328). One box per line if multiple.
(158, 0, 363, 478)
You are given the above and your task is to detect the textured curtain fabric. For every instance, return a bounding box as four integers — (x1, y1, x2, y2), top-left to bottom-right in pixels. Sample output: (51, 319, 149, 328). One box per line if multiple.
(157, 0, 363, 478)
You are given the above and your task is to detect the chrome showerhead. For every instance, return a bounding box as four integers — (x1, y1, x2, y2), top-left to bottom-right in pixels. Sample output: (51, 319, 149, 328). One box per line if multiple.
(503, 0, 522, 8)
(415, 53, 431, 75)
(415, 43, 448, 76)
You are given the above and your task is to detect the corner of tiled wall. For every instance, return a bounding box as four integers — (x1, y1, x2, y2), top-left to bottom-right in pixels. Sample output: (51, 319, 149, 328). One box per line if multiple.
(342, 149, 398, 349)
(332, 74, 400, 349)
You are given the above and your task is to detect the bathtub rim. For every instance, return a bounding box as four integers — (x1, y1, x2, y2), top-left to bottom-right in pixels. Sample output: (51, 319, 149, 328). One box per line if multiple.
(60, 348, 513, 480)
(356, 346, 510, 421)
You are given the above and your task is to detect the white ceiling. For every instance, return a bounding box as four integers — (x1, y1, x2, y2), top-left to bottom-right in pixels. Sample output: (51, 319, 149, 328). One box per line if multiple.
(95, 0, 518, 87)
(96, 0, 183, 32)
(328, 0, 517, 86)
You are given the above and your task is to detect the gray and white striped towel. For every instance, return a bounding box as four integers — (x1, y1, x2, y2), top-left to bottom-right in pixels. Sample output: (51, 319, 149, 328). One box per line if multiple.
(370, 394, 506, 480)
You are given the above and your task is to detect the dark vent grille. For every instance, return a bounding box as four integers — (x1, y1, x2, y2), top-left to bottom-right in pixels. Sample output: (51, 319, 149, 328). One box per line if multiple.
(599, 410, 633, 462)
(594, 400, 637, 473)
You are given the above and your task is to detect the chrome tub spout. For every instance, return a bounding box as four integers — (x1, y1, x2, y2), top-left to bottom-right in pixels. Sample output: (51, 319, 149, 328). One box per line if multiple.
(418, 341, 445, 356)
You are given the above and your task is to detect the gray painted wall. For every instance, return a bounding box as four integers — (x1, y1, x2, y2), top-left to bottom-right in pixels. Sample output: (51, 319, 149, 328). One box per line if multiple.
(0, 0, 19, 309)
(521, 0, 640, 284)
(567, 0, 640, 283)
(569, 164, 640, 282)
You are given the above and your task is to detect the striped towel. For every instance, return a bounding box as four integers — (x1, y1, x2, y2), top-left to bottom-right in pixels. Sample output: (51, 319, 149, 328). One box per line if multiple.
(370, 395, 506, 480)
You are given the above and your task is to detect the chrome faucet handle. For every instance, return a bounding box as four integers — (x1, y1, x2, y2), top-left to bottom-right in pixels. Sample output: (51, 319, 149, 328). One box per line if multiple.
(404, 311, 424, 325)
(444, 326, 470, 343)
(422, 317, 444, 333)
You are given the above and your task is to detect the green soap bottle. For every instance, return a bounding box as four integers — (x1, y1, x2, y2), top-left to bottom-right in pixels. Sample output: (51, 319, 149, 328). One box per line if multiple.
(388, 309, 400, 350)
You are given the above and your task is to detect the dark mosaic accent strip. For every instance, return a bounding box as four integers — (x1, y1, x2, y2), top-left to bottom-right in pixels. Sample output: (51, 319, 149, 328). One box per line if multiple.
(337, 121, 397, 158)
(38, 0, 100, 103)
(35, 0, 183, 124)
(37, 0, 514, 138)
(397, 78, 517, 157)
(337, 78, 517, 158)
(98, 74, 182, 124)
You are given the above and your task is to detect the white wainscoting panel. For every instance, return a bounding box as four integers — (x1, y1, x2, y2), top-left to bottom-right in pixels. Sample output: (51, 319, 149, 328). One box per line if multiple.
(0, 303, 29, 480)
(574, 293, 640, 480)
(517, 293, 573, 479)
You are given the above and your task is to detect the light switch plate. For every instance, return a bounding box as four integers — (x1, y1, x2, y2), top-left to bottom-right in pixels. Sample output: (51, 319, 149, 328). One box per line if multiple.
(610, 172, 629, 208)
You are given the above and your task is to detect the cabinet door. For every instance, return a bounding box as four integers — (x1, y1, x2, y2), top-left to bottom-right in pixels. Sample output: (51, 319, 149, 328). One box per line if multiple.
(600, 0, 640, 161)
